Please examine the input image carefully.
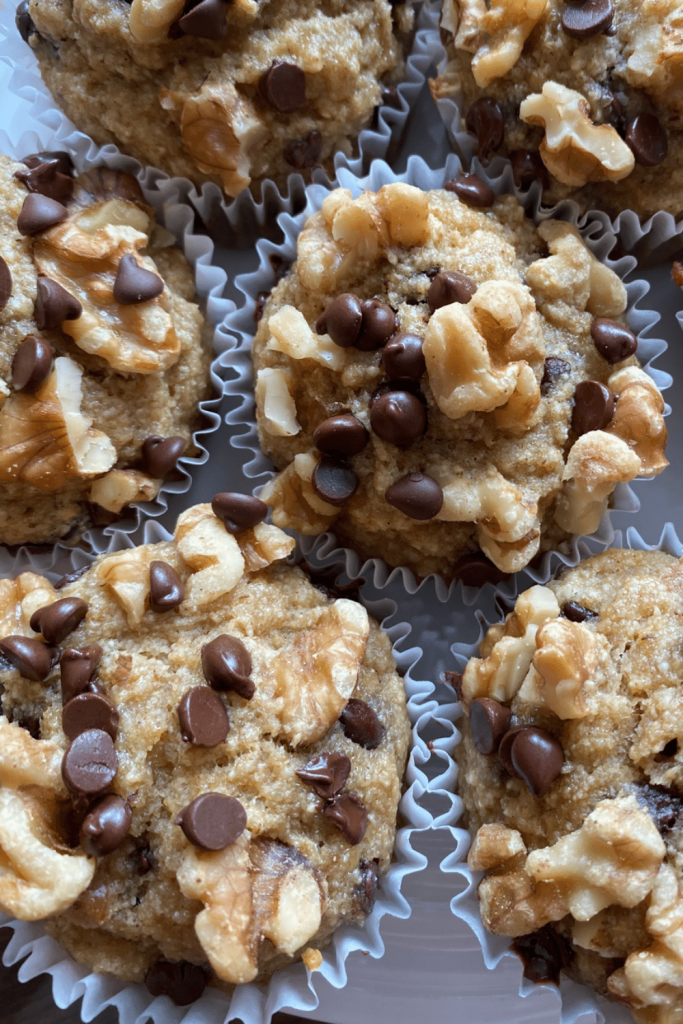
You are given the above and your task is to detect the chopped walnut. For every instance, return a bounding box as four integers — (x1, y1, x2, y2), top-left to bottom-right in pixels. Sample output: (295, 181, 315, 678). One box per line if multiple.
(375, 183, 430, 248)
(177, 834, 325, 984)
(606, 367, 668, 478)
(97, 547, 152, 626)
(260, 455, 339, 536)
(468, 823, 526, 871)
(236, 522, 296, 573)
(255, 368, 300, 437)
(573, 909, 626, 959)
(89, 469, 160, 513)
(555, 431, 642, 536)
(129, 0, 185, 42)
(447, 0, 549, 87)
(0, 572, 57, 639)
(623, 0, 683, 117)
(520, 82, 635, 187)
(518, 617, 599, 720)
(175, 504, 245, 610)
(267, 306, 347, 371)
(0, 357, 116, 492)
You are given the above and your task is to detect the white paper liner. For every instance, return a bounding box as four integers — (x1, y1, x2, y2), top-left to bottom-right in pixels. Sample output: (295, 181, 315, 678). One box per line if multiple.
(0, 518, 441, 1024)
(0, 0, 441, 238)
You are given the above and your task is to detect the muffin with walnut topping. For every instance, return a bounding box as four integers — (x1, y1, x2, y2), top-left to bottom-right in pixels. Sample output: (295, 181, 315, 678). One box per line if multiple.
(0, 150, 211, 546)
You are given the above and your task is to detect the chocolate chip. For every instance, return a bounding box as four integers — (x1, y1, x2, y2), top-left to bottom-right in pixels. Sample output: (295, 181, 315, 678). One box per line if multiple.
(512, 925, 573, 986)
(316, 293, 363, 348)
(62, 728, 118, 797)
(509, 150, 549, 190)
(444, 173, 495, 208)
(591, 318, 637, 364)
(312, 455, 359, 506)
(0, 257, 12, 311)
(16, 0, 37, 43)
(30, 596, 87, 644)
(284, 130, 323, 169)
(498, 726, 529, 777)
(469, 698, 512, 755)
(11, 335, 53, 392)
(177, 0, 228, 38)
(571, 380, 615, 435)
(201, 634, 254, 699)
(35, 277, 83, 330)
(23, 151, 75, 178)
(540, 356, 570, 395)
(632, 783, 683, 834)
(355, 858, 379, 914)
(142, 435, 187, 477)
(625, 113, 668, 167)
(382, 333, 426, 381)
(356, 299, 398, 351)
(443, 670, 464, 700)
(54, 564, 90, 590)
(61, 644, 103, 705)
(322, 792, 367, 845)
(211, 492, 268, 534)
(380, 84, 402, 109)
(0, 635, 58, 681)
(508, 727, 564, 797)
(149, 561, 184, 612)
(452, 553, 510, 587)
(175, 792, 247, 850)
(15, 158, 74, 204)
(113, 254, 164, 305)
(562, 601, 598, 623)
(63, 692, 119, 742)
(80, 794, 132, 857)
(17, 192, 69, 236)
(259, 60, 306, 113)
(145, 960, 208, 1006)
(561, 0, 614, 38)
(465, 98, 504, 166)
(370, 391, 425, 447)
(427, 270, 477, 312)
(178, 686, 229, 746)
(313, 413, 368, 457)
(296, 752, 351, 799)
(134, 839, 153, 875)
(385, 472, 443, 520)
(339, 698, 385, 749)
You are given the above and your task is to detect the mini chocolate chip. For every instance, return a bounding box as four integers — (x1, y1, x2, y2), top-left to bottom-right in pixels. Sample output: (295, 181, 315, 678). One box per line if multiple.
(134, 840, 153, 875)
(296, 752, 351, 799)
(571, 380, 615, 434)
(113, 254, 164, 305)
(540, 356, 570, 395)
(498, 726, 528, 778)
(510, 727, 564, 797)
(30, 596, 87, 644)
(469, 697, 512, 755)
(315, 293, 363, 348)
(61, 644, 103, 704)
(16, 0, 37, 43)
(370, 391, 425, 446)
(201, 634, 254, 699)
(356, 299, 398, 351)
(149, 560, 184, 612)
(443, 670, 464, 700)
(385, 472, 443, 520)
(428, 270, 477, 312)
(35, 277, 82, 330)
(561, 0, 614, 38)
(63, 692, 119, 741)
(356, 858, 379, 914)
(322, 792, 367, 845)
(340, 699, 385, 749)
(80, 794, 132, 857)
(145, 960, 208, 1007)
(465, 98, 504, 166)
(54, 564, 90, 590)
(15, 159, 74, 204)
(512, 926, 574, 986)
(382, 333, 426, 381)
(284, 130, 323, 169)
(142, 435, 187, 477)
(625, 113, 668, 167)
(259, 60, 306, 113)
(11, 335, 53, 392)
(0, 635, 58, 681)
(62, 728, 118, 797)
(452, 553, 510, 587)
(211, 492, 268, 534)
(175, 792, 247, 850)
(23, 151, 75, 178)
(0, 257, 12, 310)
(17, 192, 68, 236)
(178, 686, 229, 746)
(177, 0, 228, 38)
(313, 413, 368, 456)
(562, 601, 598, 623)
(509, 149, 549, 190)
(444, 173, 495, 208)
(591, 318, 638, 364)
(312, 455, 359, 506)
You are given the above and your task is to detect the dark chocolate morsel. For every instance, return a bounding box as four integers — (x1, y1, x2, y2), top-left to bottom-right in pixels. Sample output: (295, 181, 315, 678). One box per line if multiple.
(80, 794, 132, 857)
(632, 782, 683, 835)
(284, 130, 323, 169)
(178, 686, 229, 746)
(444, 173, 495, 208)
(15, 157, 74, 204)
(382, 333, 426, 381)
(498, 726, 528, 778)
(562, 601, 598, 623)
(142, 435, 187, 477)
(55, 564, 90, 590)
(512, 926, 574, 986)
(0, 257, 12, 311)
(452, 554, 510, 587)
(211, 492, 268, 534)
(428, 270, 477, 312)
(625, 113, 668, 167)
(340, 699, 385, 749)
(62, 692, 119, 741)
(0, 635, 58, 681)
(259, 60, 307, 113)
(312, 455, 359, 506)
(385, 472, 443, 520)
(35, 277, 83, 330)
(315, 293, 362, 348)
(11, 335, 53, 392)
(370, 390, 425, 447)
(61, 644, 103, 705)
(175, 792, 247, 850)
(177, 0, 228, 38)
(443, 670, 464, 700)
(145, 960, 208, 1007)
(30, 596, 88, 644)
(356, 299, 398, 351)
(23, 151, 75, 178)
(322, 792, 367, 845)
(149, 561, 185, 612)
(17, 192, 69, 236)
(16, 0, 37, 43)
(62, 728, 118, 797)
(509, 150, 549, 191)
(313, 413, 369, 456)
(201, 634, 254, 699)
(465, 98, 504, 166)
(590, 318, 638, 364)
(296, 751, 351, 799)
(571, 380, 615, 435)
(355, 858, 379, 915)
(540, 356, 570, 395)
(561, 0, 614, 38)
(510, 727, 564, 797)
(113, 254, 164, 305)
(469, 697, 512, 755)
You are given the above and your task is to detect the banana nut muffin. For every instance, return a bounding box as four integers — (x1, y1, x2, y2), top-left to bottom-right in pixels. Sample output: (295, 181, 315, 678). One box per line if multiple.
(0, 150, 211, 547)
(431, 0, 683, 219)
(0, 495, 410, 1001)
(455, 548, 683, 1023)
(252, 179, 667, 581)
(18, 0, 414, 198)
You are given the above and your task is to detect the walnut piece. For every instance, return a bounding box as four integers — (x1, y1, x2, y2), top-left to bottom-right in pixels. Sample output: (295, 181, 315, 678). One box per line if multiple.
(177, 834, 325, 984)
(606, 367, 668, 478)
(236, 522, 296, 573)
(520, 82, 635, 187)
(129, 0, 185, 42)
(260, 454, 339, 536)
(175, 504, 245, 610)
(97, 547, 153, 627)
(554, 430, 642, 536)
(623, 0, 683, 118)
(0, 573, 57, 639)
(89, 469, 160, 513)
(0, 356, 116, 492)
(518, 617, 599, 719)
(468, 823, 526, 872)
(255, 368, 300, 438)
(267, 305, 347, 371)
(448, 0, 549, 87)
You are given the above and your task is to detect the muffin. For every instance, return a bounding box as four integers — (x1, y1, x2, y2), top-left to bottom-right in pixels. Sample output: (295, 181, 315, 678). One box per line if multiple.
(18, 0, 414, 198)
(455, 548, 683, 1023)
(0, 496, 410, 1000)
(251, 178, 667, 581)
(431, 0, 683, 219)
(0, 149, 211, 546)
